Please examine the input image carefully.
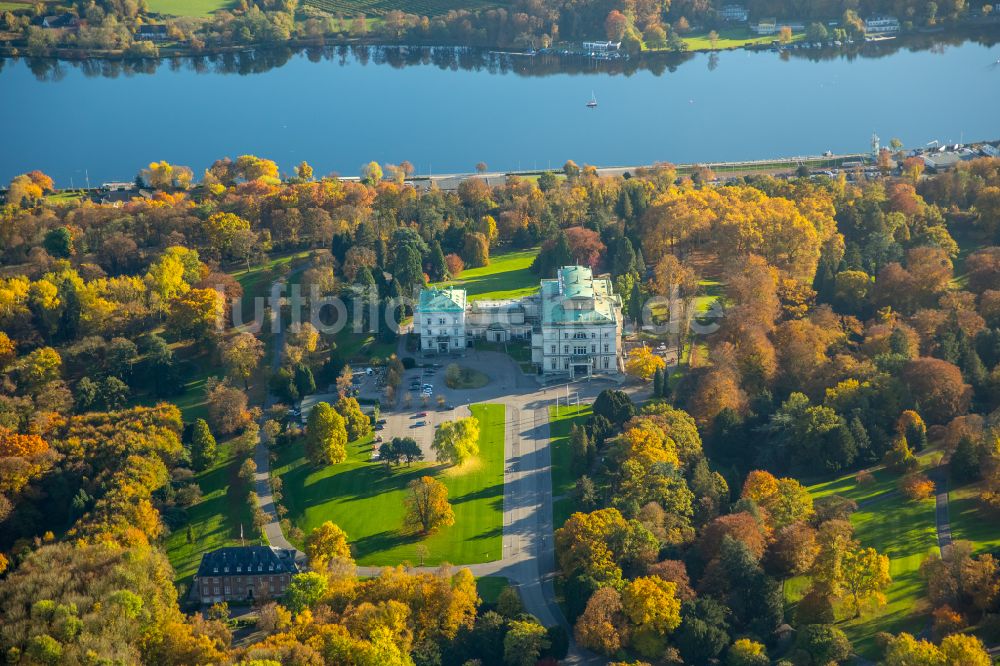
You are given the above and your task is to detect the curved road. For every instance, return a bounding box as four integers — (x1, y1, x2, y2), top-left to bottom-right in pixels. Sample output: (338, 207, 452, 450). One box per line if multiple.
(251, 281, 611, 662)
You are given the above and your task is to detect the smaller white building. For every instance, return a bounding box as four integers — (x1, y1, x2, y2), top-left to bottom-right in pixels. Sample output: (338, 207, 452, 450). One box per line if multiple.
(415, 287, 467, 353)
(719, 4, 749, 22)
(582, 40, 621, 52)
(864, 16, 900, 33)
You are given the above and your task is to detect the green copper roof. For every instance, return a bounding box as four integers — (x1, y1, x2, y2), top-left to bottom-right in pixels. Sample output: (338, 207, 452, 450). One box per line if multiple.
(417, 287, 466, 312)
(540, 266, 618, 325)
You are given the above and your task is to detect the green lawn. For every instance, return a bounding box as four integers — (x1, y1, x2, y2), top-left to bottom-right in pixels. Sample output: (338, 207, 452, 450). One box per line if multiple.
(165, 439, 257, 587)
(275, 403, 505, 565)
(146, 0, 235, 16)
(678, 27, 806, 51)
(476, 576, 509, 605)
(806, 466, 900, 504)
(431, 248, 539, 301)
(331, 323, 398, 363)
(794, 463, 939, 658)
(549, 404, 591, 529)
(234, 249, 311, 312)
(950, 483, 1000, 554)
(303, 0, 495, 18)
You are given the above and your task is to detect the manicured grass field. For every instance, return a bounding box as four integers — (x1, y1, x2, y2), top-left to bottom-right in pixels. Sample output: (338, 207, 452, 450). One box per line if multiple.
(146, 0, 234, 16)
(303, 0, 495, 18)
(843, 491, 937, 655)
(549, 404, 591, 528)
(234, 249, 311, 313)
(950, 483, 1000, 554)
(431, 248, 539, 302)
(793, 462, 939, 658)
(275, 403, 505, 565)
(678, 27, 806, 51)
(165, 439, 257, 587)
(476, 576, 509, 604)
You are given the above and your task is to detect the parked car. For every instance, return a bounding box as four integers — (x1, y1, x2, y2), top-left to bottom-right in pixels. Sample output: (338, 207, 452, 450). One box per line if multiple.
(413, 420, 426, 427)
(416, 412, 427, 417)
(375, 423, 384, 431)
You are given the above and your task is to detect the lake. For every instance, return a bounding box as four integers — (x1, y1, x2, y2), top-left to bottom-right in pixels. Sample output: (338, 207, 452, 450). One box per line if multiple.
(3, 37, 1000, 186)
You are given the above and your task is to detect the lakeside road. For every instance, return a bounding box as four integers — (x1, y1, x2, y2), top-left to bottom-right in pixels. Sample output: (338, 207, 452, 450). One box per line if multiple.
(25, 149, 875, 200)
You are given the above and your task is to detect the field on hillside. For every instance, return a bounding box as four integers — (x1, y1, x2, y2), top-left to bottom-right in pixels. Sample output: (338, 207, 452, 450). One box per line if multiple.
(165, 439, 257, 587)
(275, 403, 505, 565)
(786, 459, 939, 658)
(431, 248, 539, 301)
(146, 0, 234, 16)
(302, 0, 494, 17)
(548, 404, 591, 528)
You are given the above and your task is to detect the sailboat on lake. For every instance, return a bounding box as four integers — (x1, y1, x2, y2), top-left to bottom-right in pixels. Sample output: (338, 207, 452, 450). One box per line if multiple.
(586, 92, 598, 108)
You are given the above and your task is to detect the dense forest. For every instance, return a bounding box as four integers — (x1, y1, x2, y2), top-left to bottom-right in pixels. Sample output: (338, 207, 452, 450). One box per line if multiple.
(1, 0, 993, 57)
(0, 151, 999, 664)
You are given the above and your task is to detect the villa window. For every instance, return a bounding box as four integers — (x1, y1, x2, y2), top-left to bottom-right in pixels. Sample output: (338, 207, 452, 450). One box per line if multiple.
(550, 345, 556, 353)
(438, 317, 446, 325)
(604, 344, 609, 353)
(591, 345, 596, 353)
(573, 332, 586, 339)
(563, 345, 569, 354)
(574, 346, 586, 355)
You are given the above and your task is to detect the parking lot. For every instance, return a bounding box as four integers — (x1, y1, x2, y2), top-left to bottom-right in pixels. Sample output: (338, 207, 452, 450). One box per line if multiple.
(377, 364, 468, 458)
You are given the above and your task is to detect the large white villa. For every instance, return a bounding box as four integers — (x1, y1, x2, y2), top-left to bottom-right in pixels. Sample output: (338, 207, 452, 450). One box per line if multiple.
(416, 265, 624, 378)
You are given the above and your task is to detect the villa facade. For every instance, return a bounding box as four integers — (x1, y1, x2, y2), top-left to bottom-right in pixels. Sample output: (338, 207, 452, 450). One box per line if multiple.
(415, 287, 467, 353)
(417, 265, 624, 377)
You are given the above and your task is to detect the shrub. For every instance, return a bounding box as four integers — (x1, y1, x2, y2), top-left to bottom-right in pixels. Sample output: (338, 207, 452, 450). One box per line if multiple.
(932, 604, 965, 638)
(899, 473, 935, 501)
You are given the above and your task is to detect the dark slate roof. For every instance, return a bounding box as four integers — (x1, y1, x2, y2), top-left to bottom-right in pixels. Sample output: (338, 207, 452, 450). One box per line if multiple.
(195, 546, 298, 578)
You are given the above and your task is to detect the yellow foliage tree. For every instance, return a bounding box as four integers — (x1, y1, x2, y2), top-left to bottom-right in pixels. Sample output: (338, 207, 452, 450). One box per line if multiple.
(625, 346, 666, 380)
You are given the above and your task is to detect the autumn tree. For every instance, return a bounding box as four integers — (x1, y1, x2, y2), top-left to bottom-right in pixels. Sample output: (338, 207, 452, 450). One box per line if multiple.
(841, 546, 892, 616)
(605, 9, 628, 40)
(207, 381, 249, 435)
(305, 402, 348, 466)
(220, 332, 264, 389)
(503, 619, 550, 666)
(902, 357, 972, 424)
(574, 587, 627, 655)
(285, 572, 328, 613)
(404, 476, 455, 534)
(167, 288, 224, 341)
(621, 575, 681, 658)
(305, 521, 352, 570)
(431, 416, 480, 465)
(335, 395, 372, 441)
(625, 346, 666, 380)
(741, 470, 814, 529)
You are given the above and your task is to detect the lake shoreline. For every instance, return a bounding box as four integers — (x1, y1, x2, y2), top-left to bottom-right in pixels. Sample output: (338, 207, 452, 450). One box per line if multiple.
(5, 38, 998, 186)
(2, 21, 998, 64)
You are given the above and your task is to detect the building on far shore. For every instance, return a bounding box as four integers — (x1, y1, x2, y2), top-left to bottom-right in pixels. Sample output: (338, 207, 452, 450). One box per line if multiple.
(416, 265, 623, 377)
(194, 546, 298, 605)
(751, 18, 804, 34)
(582, 40, 621, 52)
(415, 286, 467, 353)
(864, 16, 900, 34)
(719, 4, 749, 22)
